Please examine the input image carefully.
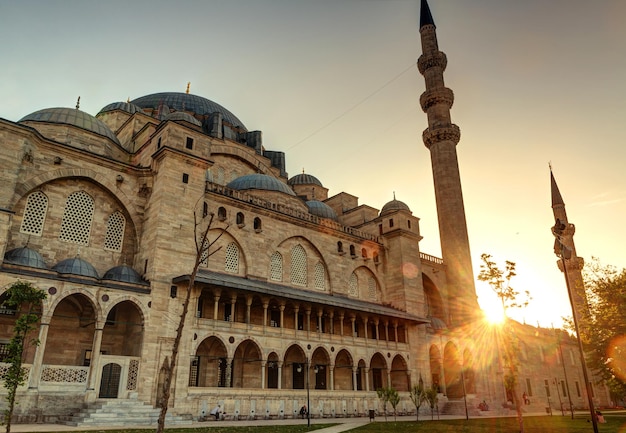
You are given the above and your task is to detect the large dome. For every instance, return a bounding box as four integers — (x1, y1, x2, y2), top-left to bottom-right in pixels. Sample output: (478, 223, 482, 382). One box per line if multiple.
(288, 173, 323, 187)
(306, 200, 338, 221)
(227, 174, 295, 196)
(52, 257, 99, 279)
(98, 101, 144, 115)
(19, 107, 121, 146)
(131, 92, 247, 131)
(4, 246, 47, 269)
(380, 199, 411, 216)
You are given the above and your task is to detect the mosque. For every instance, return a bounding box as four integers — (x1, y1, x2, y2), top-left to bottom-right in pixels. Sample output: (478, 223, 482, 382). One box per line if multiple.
(0, 0, 610, 425)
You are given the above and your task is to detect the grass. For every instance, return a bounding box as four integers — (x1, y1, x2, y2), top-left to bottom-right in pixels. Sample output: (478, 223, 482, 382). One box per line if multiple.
(31, 415, 626, 433)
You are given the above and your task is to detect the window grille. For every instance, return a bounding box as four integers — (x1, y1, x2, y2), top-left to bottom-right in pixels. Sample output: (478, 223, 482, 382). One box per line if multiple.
(104, 211, 125, 252)
(217, 167, 225, 185)
(270, 252, 282, 281)
(290, 245, 307, 286)
(20, 191, 48, 236)
(349, 273, 358, 296)
(225, 242, 239, 273)
(314, 262, 326, 290)
(59, 191, 94, 245)
(368, 276, 377, 299)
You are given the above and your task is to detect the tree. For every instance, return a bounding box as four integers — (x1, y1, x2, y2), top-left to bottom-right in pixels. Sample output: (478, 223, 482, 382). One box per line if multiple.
(156, 210, 227, 433)
(376, 387, 394, 421)
(409, 376, 426, 421)
(388, 388, 400, 421)
(0, 281, 46, 433)
(424, 384, 439, 420)
(580, 258, 626, 401)
(478, 253, 530, 433)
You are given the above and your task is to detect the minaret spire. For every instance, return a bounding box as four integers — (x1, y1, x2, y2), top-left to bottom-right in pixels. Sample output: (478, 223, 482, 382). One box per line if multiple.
(418, 1, 478, 327)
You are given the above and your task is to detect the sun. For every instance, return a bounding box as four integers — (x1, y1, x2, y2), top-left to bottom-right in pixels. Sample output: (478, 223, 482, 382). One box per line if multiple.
(484, 307, 505, 325)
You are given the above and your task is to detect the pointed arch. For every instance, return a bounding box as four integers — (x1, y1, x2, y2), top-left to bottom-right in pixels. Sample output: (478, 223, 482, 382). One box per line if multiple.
(444, 341, 463, 398)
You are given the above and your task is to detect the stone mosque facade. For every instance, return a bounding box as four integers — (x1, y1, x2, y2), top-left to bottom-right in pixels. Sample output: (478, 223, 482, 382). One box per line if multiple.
(0, 0, 610, 424)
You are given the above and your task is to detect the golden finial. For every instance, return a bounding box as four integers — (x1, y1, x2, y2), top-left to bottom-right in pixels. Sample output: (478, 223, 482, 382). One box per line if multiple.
(393, 191, 396, 200)
(75, 96, 81, 110)
(127, 97, 130, 103)
(302, 168, 305, 174)
(186, 82, 191, 94)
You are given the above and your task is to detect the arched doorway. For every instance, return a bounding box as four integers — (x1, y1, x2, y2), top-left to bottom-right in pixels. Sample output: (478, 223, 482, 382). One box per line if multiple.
(310, 347, 330, 390)
(99, 363, 122, 398)
(192, 336, 228, 387)
(444, 342, 463, 398)
(283, 345, 306, 389)
(333, 349, 354, 390)
(390, 355, 409, 391)
(232, 339, 262, 388)
(429, 344, 442, 393)
(369, 353, 387, 390)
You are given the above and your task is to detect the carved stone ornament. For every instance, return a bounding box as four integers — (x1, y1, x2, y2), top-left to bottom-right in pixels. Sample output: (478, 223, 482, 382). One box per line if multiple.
(422, 124, 461, 148)
(417, 51, 447, 74)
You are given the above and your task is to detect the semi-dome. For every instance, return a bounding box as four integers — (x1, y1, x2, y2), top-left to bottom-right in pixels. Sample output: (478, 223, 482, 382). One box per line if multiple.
(288, 173, 323, 187)
(306, 200, 338, 221)
(4, 246, 47, 269)
(52, 257, 99, 279)
(19, 107, 121, 146)
(131, 92, 247, 131)
(164, 111, 202, 127)
(380, 199, 411, 216)
(103, 265, 144, 284)
(227, 174, 296, 196)
(97, 101, 144, 115)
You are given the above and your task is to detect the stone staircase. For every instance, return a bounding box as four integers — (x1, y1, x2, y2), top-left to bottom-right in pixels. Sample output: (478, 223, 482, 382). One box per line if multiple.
(440, 399, 481, 417)
(62, 399, 192, 427)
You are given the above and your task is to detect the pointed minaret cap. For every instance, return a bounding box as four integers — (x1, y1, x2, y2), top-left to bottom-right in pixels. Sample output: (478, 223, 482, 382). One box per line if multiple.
(550, 168, 564, 207)
(420, 0, 436, 29)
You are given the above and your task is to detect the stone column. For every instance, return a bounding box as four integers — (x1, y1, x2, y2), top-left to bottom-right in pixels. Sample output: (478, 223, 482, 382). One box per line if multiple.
(329, 363, 335, 391)
(278, 361, 283, 389)
(374, 319, 380, 341)
(226, 357, 233, 387)
(305, 307, 311, 338)
(393, 322, 399, 349)
(263, 300, 269, 328)
(279, 303, 285, 333)
(230, 295, 237, 323)
(365, 367, 370, 391)
(329, 310, 335, 335)
(339, 312, 345, 337)
(317, 310, 323, 334)
(294, 305, 300, 331)
(28, 321, 49, 389)
(87, 327, 104, 391)
(261, 360, 266, 389)
(350, 315, 356, 340)
(384, 320, 390, 342)
(246, 295, 253, 325)
(213, 290, 221, 320)
(352, 367, 358, 391)
(387, 370, 392, 389)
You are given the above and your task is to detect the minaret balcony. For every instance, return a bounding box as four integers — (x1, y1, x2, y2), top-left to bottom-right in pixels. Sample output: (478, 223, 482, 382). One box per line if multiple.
(417, 51, 447, 74)
(420, 87, 454, 112)
(422, 124, 461, 148)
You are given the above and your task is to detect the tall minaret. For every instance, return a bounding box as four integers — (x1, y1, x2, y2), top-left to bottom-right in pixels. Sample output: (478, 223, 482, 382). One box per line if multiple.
(418, 0, 479, 327)
(551, 169, 589, 317)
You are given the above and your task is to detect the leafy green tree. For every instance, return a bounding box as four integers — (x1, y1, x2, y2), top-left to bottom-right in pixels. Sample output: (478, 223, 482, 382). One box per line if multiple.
(424, 384, 439, 420)
(409, 376, 426, 421)
(388, 388, 400, 421)
(580, 258, 626, 401)
(376, 387, 394, 421)
(478, 253, 530, 433)
(0, 281, 46, 433)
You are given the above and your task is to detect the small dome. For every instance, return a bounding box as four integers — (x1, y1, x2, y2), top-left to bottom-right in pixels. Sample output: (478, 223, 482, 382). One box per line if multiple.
(97, 101, 143, 115)
(380, 199, 411, 216)
(288, 173, 323, 187)
(4, 247, 46, 269)
(227, 174, 296, 196)
(131, 92, 247, 131)
(430, 316, 447, 331)
(306, 200, 338, 221)
(19, 107, 121, 146)
(52, 257, 99, 279)
(164, 111, 202, 127)
(103, 265, 144, 284)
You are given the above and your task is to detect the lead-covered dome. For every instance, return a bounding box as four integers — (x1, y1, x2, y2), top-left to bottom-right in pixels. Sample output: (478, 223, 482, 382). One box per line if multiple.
(52, 257, 99, 279)
(19, 107, 121, 146)
(131, 92, 247, 131)
(4, 246, 47, 269)
(380, 199, 411, 216)
(288, 173, 323, 187)
(306, 200, 338, 221)
(227, 174, 296, 196)
(97, 101, 143, 115)
(164, 111, 202, 127)
(103, 265, 145, 284)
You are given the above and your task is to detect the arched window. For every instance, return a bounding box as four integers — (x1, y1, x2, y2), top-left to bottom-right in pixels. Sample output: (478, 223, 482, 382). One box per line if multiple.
(348, 273, 358, 296)
(59, 191, 94, 245)
(202, 202, 208, 218)
(361, 248, 367, 259)
(314, 262, 325, 290)
(349, 245, 356, 257)
(337, 241, 343, 253)
(218, 207, 227, 221)
(373, 252, 379, 263)
(236, 212, 245, 227)
(290, 245, 307, 286)
(270, 252, 283, 281)
(225, 243, 239, 273)
(254, 217, 262, 232)
(20, 191, 48, 236)
(104, 211, 125, 252)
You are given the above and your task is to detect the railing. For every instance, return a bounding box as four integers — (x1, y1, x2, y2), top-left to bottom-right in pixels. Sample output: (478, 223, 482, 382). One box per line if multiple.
(40, 365, 89, 384)
(419, 252, 444, 265)
(206, 182, 379, 242)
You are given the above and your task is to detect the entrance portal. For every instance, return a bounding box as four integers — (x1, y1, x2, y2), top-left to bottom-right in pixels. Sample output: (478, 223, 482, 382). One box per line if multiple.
(99, 363, 121, 398)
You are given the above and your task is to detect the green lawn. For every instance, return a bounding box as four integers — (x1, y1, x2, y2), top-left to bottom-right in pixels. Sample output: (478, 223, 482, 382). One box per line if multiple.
(32, 415, 626, 433)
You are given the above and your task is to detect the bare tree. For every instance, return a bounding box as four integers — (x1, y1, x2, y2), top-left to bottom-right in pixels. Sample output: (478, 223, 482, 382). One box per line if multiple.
(155, 210, 227, 433)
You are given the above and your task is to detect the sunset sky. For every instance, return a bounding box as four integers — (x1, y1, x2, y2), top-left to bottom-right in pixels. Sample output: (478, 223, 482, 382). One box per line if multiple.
(1, 0, 624, 328)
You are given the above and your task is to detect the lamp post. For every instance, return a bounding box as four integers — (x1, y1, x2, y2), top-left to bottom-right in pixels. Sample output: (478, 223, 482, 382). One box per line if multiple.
(553, 378, 564, 416)
(552, 221, 598, 433)
(306, 358, 311, 428)
(460, 365, 469, 420)
(556, 330, 574, 419)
